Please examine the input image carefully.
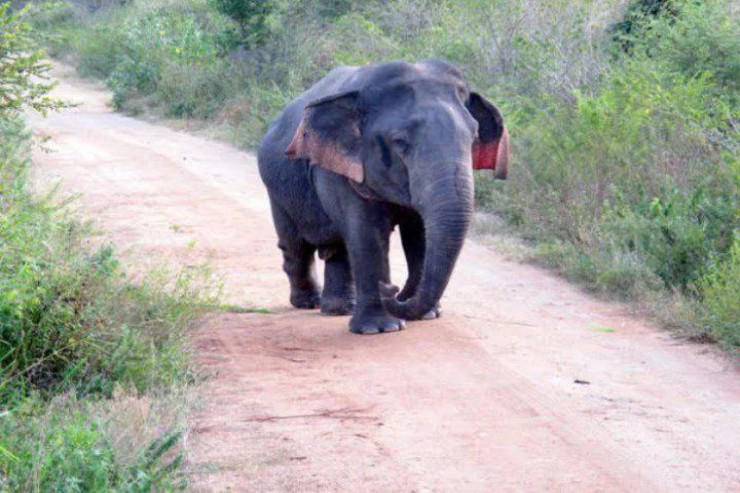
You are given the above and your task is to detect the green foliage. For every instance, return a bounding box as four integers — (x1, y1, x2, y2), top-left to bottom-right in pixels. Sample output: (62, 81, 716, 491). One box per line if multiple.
(1, 4, 217, 488)
(700, 236, 740, 349)
(0, 156, 217, 397)
(211, 0, 272, 46)
(500, 57, 737, 295)
(611, 0, 675, 52)
(0, 3, 67, 115)
(23, 1, 81, 57)
(0, 394, 187, 491)
(103, 7, 238, 115)
(221, 82, 295, 148)
(76, 24, 126, 79)
(0, 3, 218, 397)
(618, 0, 740, 101)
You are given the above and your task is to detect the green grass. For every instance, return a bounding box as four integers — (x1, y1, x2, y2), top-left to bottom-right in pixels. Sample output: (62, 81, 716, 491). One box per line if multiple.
(1, 392, 189, 491)
(0, 172, 218, 398)
(591, 326, 616, 334)
(27, 0, 740, 350)
(220, 304, 273, 314)
(0, 115, 216, 488)
(1, 5, 220, 489)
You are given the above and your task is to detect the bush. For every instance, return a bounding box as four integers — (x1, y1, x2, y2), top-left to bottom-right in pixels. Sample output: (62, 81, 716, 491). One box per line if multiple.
(157, 58, 239, 118)
(700, 236, 740, 349)
(1, 4, 218, 487)
(75, 23, 126, 79)
(493, 37, 738, 291)
(0, 4, 66, 116)
(23, 1, 81, 57)
(0, 200, 216, 397)
(0, 393, 187, 491)
(622, 0, 740, 101)
(105, 7, 236, 113)
(1, 111, 216, 399)
(211, 0, 272, 46)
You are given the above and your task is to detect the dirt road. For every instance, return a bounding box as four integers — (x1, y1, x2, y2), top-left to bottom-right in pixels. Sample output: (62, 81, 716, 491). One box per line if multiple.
(30, 67, 740, 492)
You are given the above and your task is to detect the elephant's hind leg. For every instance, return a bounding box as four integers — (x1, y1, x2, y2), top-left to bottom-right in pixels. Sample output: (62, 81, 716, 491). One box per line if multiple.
(319, 244, 355, 316)
(271, 200, 321, 309)
(283, 239, 321, 309)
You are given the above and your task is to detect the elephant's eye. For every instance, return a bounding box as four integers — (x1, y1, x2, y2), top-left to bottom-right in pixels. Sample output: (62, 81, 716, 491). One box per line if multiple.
(390, 137, 410, 157)
(377, 135, 393, 168)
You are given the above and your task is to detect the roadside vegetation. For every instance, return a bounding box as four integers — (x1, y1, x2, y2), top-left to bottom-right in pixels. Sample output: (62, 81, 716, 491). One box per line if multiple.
(26, 0, 739, 350)
(0, 4, 217, 490)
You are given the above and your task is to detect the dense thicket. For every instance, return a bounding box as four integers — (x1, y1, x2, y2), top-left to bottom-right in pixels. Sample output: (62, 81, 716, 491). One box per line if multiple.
(29, 0, 740, 348)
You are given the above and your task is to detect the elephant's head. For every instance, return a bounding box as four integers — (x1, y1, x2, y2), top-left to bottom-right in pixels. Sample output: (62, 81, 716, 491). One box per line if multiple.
(285, 60, 509, 320)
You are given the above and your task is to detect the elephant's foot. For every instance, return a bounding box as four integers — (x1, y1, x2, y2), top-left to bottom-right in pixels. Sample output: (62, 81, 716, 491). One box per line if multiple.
(320, 295, 355, 316)
(349, 310, 405, 335)
(290, 288, 321, 309)
(421, 303, 442, 320)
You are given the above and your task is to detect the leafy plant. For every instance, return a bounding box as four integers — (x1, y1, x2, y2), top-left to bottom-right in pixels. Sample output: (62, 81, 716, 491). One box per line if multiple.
(0, 394, 187, 491)
(700, 236, 740, 348)
(0, 3, 67, 116)
(1, 4, 218, 488)
(211, 0, 272, 47)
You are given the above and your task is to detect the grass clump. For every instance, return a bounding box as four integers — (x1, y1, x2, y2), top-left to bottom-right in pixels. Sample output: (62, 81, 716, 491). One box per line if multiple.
(1, 392, 189, 491)
(1, 4, 218, 489)
(0, 178, 216, 398)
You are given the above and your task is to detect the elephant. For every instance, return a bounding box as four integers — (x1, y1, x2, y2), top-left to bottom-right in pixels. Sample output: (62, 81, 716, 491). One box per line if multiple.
(258, 60, 509, 334)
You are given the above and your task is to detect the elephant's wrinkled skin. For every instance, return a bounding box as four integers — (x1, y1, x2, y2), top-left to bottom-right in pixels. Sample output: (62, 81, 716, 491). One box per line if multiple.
(258, 60, 509, 334)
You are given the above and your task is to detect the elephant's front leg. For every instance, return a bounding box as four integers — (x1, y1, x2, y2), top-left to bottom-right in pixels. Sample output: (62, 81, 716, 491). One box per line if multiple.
(398, 215, 442, 320)
(344, 213, 405, 335)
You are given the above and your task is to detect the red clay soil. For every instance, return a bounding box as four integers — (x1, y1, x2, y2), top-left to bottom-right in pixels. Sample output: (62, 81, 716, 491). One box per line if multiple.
(30, 66, 740, 492)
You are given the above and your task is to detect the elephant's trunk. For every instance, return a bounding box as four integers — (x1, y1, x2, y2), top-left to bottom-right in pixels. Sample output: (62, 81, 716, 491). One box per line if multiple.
(381, 170, 474, 320)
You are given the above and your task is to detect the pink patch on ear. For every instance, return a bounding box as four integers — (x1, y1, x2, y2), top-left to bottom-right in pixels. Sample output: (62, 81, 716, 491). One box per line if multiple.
(472, 141, 497, 171)
(285, 119, 308, 158)
(283, 115, 364, 183)
(472, 128, 509, 180)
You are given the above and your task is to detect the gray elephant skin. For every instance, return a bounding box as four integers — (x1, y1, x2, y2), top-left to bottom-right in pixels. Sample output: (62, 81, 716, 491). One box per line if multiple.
(258, 60, 509, 334)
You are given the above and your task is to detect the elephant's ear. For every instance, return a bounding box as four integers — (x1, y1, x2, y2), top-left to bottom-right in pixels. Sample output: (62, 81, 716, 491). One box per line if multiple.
(466, 92, 509, 180)
(285, 91, 364, 183)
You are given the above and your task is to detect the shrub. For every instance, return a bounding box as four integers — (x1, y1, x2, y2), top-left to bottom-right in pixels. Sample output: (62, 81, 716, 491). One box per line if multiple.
(622, 0, 740, 101)
(23, 1, 81, 57)
(0, 169, 217, 396)
(157, 58, 239, 118)
(700, 236, 740, 349)
(1, 110, 213, 397)
(0, 4, 67, 116)
(490, 42, 737, 297)
(75, 23, 126, 79)
(0, 393, 187, 491)
(1, 184, 213, 400)
(2, 5, 217, 487)
(211, 0, 272, 46)
(611, 0, 676, 53)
